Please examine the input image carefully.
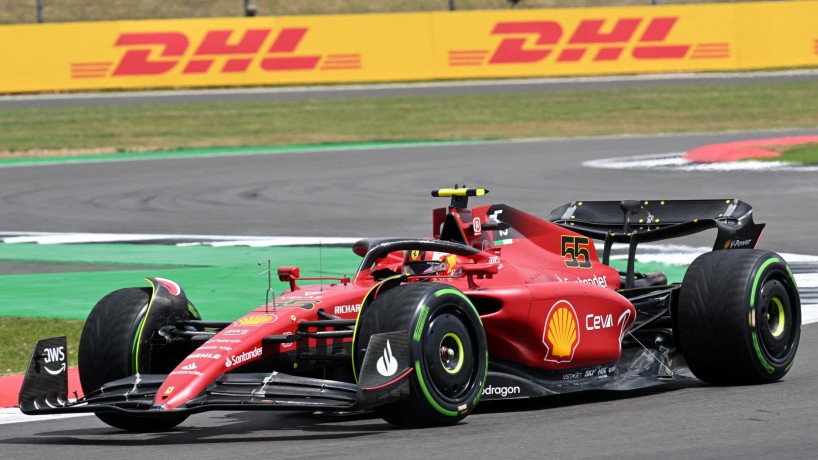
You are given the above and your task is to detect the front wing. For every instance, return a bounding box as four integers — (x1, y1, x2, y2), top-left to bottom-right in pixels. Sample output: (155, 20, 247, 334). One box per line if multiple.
(19, 334, 412, 416)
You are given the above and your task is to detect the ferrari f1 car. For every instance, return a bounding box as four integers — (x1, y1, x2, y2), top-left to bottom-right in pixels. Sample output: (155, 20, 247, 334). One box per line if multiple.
(20, 188, 801, 431)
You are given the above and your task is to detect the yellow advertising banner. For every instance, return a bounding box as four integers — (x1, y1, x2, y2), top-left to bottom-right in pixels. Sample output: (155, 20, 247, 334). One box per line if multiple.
(432, 4, 739, 79)
(0, 14, 433, 93)
(1, 1, 817, 93)
(735, 1, 818, 69)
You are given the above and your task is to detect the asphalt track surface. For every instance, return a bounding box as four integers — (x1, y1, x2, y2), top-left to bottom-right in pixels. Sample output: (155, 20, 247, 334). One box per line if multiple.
(1, 128, 817, 254)
(2, 128, 818, 457)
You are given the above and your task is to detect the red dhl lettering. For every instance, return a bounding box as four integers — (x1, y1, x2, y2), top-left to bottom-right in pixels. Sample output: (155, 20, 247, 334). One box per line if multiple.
(113, 28, 320, 76)
(449, 17, 721, 67)
(71, 28, 361, 79)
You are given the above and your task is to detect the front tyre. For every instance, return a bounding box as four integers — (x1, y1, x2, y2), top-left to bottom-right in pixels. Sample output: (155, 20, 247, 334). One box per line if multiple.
(677, 250, 800, 384)
(79, 287, 190, 431)
(354, 282, 488, 427)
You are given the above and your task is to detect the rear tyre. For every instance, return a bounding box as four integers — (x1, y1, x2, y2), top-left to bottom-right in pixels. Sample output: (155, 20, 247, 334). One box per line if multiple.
(354, 282, 488, 427)
(79, 288, 189, 431)
(677, 250, 800, 384)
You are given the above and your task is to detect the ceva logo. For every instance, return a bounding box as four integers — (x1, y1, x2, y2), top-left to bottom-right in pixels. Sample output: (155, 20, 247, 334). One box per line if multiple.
(449, 17, 729, 66)
(70, 28, 362, 79)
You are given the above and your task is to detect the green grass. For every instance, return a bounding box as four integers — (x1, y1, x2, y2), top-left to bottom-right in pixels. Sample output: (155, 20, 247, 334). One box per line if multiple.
(772, 143, 818, 165)
(1, 0, 759, 25)
(0, 317, 83, 376)
(3, 80, 818, 157)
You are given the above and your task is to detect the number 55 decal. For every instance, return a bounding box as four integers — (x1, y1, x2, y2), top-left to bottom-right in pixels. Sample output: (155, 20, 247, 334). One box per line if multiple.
(561, 236, 593, 269)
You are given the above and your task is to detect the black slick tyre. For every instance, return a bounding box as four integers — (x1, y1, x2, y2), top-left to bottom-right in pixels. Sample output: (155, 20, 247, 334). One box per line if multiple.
(79, 288, 189, 431)
(677, 250, 800, 384)
(354, 282, 488, 427)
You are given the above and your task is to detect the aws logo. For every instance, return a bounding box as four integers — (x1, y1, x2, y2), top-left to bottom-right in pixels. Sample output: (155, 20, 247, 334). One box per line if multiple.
(42, 346, 66, 376)
(449, 17, 729, 67)
(70, 28, 362, 79)
(542, 300, 580, 363)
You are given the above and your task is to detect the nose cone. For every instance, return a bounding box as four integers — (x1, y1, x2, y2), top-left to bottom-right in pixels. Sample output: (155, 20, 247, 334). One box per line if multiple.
(156, 383, 200, 410)
(153, 311, 284, 409)
(155, 354, 227, 410)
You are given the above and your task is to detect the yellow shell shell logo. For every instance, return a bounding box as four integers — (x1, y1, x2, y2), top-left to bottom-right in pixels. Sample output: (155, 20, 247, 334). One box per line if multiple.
(237, 315, 275, 326)
(543, 301, 580, 363)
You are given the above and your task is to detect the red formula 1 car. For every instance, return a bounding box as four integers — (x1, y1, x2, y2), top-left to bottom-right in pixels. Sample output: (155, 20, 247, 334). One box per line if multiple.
(20, 188, 801, 431)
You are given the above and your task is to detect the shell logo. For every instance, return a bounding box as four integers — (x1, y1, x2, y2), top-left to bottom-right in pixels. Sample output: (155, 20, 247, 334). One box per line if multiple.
(236, 315, 276, 326)
(543, 300, 580, 363)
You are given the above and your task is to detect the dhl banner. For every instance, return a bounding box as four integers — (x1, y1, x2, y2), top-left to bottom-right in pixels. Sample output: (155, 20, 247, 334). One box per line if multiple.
(2, 1, 818, 93)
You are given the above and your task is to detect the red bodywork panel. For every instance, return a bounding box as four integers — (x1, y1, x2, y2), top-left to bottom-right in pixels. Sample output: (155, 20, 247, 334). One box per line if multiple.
(155, 203, 634, 409)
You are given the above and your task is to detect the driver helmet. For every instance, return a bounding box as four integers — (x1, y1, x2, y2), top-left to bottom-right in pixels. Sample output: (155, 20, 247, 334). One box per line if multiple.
(403, 250, 458, 276)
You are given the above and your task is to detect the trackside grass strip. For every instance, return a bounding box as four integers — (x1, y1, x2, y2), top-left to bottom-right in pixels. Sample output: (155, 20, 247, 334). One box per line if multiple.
(767, 143, 818, 164)
(0, 317, 83, 376)
(3, 80, 818, 156)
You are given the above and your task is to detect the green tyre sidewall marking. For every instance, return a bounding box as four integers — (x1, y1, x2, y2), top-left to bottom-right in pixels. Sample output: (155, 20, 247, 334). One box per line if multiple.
(750, 258, 778, 308)
(414, 361, 459, 417)
(435, 288, 488, 407)
(410, 293, 457, 417)
(747, 256, 800, 377)
(749, 258, 779, 374)
(751, 332, 776, 374)
(410, 286, 487, 418)
(435, 288, 483, 326)
(413, 305, 429, 343)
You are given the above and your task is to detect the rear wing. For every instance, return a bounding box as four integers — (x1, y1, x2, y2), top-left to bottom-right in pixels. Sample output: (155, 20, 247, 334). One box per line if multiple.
(549, 199, 765, 287)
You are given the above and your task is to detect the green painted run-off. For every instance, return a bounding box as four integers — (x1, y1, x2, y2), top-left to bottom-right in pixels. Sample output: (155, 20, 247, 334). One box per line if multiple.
(0, 243, 360, 321)
(0, 140, 481, 169)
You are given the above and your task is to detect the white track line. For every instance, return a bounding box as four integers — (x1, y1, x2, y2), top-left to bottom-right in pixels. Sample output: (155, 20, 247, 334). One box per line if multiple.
(583, 152, 818, 172)
(0, 231, 360, 246)
(0, 408, 90, 425)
